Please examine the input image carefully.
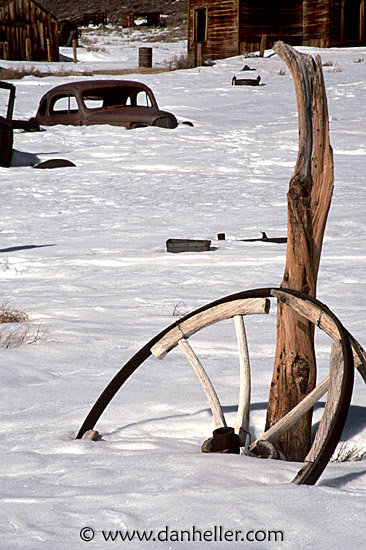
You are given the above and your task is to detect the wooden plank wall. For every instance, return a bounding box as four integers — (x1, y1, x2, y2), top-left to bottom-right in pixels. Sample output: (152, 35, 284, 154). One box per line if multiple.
(0, 0, 59, 61)
(329, 1, 343, 45)
(239, 0, 303, 52)
(188, 0, 365, 61)
(188, 0, 239, 62)
(303, 0, 330, 47)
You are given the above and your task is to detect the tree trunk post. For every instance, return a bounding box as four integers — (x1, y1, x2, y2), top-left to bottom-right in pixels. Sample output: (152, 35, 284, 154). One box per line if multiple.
(265, 42, 334, 462)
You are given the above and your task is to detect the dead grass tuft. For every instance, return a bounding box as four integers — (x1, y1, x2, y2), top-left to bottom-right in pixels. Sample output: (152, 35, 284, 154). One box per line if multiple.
(164, 53, 195, 71)
(0, 299, 28, 323)
(331, 442, 366, 462)
(0, 66, 50, 79)
(0, 300, 44, 348)
(0, 65, 96, 79)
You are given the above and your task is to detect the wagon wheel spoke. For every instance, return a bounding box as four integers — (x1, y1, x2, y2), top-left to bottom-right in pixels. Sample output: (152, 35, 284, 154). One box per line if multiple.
(249, 372, 330, 456)
(177, 337, 226, 429)
(233, 315, 251, 449)
(76, 287, 357, 486)
(150, 299, 269, 444)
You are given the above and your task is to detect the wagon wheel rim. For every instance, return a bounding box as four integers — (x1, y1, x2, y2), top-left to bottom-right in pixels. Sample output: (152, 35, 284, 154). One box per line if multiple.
(76, 288, 361, 485)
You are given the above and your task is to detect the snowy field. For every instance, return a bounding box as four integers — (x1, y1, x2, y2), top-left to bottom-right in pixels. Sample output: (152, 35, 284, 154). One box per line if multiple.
(1, 26, 366, 549)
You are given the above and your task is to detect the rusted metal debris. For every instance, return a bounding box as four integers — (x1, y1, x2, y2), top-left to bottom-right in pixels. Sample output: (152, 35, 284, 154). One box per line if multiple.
(201, 427, 241, 454)
(239, 232, 287, 243)
(33, 80, 179, 130)
(32, 159, 76, 169)
(232, 75, 261, 86)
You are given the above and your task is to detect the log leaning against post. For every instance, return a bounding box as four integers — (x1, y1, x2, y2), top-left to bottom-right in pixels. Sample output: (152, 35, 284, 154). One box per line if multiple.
(266, 42, 335, 462)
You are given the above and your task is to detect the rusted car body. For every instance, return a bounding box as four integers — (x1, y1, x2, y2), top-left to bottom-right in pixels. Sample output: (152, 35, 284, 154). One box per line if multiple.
(34, 80, 178, 129)
(0, 82, 15, 167)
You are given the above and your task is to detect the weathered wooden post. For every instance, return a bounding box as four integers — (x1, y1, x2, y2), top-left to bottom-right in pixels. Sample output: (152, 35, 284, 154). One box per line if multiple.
(259, 34, 267, 57)
(265, 42, 334, 461)
(72, 39, 77, 63)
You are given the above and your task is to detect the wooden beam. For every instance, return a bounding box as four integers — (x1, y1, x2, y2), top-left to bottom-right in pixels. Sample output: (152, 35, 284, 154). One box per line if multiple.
(151, 298, 270, 359)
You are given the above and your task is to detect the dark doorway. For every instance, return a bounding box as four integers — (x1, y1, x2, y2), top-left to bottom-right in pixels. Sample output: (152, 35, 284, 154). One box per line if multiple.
(343, 0, 363, 41)
(195, 8, 207, 42)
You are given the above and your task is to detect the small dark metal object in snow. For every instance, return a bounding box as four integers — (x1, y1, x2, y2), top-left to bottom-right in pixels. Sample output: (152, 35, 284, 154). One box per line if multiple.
(166, 239, 211, 253)
(232, 75, 261, 86)
(0, 244, 55, 253)
(239, 231, 287, 243)
(241, 64, 256, 71)
(33, 159, 76, 169)
(202, 426, 240, 454)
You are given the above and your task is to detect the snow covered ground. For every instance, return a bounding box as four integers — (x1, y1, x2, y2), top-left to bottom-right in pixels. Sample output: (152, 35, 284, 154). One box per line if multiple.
(1, 27, 365, 549)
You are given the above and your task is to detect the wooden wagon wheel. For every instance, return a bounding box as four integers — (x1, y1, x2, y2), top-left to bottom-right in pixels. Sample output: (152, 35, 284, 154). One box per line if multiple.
(76, 288, 366, 485)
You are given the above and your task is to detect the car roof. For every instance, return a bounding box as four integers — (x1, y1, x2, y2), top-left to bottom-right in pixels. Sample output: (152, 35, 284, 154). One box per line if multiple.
(42, 80, 153, 95)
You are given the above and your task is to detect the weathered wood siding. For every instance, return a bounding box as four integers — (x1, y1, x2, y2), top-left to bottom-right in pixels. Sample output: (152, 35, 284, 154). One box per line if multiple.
(188, 0, 239, 62)
(239, 0, 303, 52)
(329, 0, 343, 44)
(0, 0, 59, 61)
(188, 0, 365, 62)
(303, 0, 330, 47)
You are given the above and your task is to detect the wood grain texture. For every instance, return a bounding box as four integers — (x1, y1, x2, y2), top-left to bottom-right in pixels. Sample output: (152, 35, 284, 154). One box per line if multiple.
(151, 297, 270, 359)
(233, 315, 251, 447)
(0, 0, 59, 61)
(271, 289, 366, 381)
(305, 341, 344, 463)
(266, 42, 334, 461)
(250, 375, 329, 451)
(178, 337, 226, 428)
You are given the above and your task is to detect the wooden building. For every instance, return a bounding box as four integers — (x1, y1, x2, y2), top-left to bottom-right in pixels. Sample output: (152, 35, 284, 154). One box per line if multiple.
(0, 0, 59, 61)
(188, 0, 366, 62)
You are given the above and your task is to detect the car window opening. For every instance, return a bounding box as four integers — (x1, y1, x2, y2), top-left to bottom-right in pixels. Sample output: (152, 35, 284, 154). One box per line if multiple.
(82, 87, 153, 109)
(51, 94, 78, 115)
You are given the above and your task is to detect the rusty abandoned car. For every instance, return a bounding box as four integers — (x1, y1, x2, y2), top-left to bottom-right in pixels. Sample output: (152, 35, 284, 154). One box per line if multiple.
(33, 80, 179, 130)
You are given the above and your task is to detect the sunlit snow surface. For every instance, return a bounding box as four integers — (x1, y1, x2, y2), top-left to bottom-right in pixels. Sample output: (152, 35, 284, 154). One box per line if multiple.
(1, 27, 365, 549)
